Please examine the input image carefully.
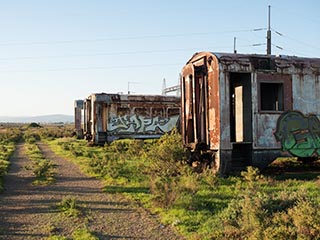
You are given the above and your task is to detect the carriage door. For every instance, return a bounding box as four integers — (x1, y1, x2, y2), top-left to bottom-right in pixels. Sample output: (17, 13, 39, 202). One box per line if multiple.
(193, 65, 208, 147)
(230, 73, 252, 143)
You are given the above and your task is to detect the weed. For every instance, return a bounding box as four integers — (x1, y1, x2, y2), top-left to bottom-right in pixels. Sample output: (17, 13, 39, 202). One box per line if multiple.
(57, 196, 81, 218)
(288, 196, 320, 239)
(72, 228, 98, 240)
(47, 236, 67, 240)
(0, 130, 20, 191)
(24, 143, 55, 185)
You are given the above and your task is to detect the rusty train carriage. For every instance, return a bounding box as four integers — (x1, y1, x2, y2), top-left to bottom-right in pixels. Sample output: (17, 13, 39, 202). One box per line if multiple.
(181, 52, 320, 174)
(75, 93, 180, 145)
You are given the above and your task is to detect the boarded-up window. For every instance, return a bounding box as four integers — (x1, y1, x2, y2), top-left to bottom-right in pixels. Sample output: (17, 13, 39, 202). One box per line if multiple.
(260, 82, 284, 111)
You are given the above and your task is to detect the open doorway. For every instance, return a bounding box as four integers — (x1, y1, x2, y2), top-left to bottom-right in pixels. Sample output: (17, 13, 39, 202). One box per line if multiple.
(230, 73, 252, 143)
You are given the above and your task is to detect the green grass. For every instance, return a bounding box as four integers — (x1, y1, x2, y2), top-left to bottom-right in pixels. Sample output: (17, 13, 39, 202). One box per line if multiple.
(0, 142, 16, 192)
(47, 228, 97, 240)
(24, 143, 55, 185)
(0, 128, 20, 191)
(46, 133, 320, 240)
(56, 196, 82, 218)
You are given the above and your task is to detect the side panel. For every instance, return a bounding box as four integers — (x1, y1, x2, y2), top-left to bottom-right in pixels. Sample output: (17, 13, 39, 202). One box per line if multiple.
(181, 64, 194, 146)
(254, 73, 292, 149)
(208, 56, 220, 150)
(293, 74, 320, 115)
(105, 96, 180, 142)
(74, 100, 84, 138)
(219, 71, 231, 149)
(181, 53, 220, 151)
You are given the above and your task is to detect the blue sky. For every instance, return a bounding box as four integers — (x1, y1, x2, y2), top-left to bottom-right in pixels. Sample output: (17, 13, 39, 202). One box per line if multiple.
(1, 0, 319, 116)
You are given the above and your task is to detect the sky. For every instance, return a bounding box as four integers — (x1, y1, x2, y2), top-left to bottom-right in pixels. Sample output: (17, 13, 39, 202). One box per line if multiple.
(1, 0, 320, 116)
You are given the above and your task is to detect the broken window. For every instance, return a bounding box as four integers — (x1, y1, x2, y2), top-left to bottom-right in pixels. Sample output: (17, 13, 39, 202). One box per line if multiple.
(260, 82, 284, 111)
(151, 108, 164, 117)
(168, 107, 180, 117)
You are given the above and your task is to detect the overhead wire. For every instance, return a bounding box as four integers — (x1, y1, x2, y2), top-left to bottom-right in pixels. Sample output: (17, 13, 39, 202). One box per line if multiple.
(0, 44, 260, 61)
(0, 63, 183, 74)
(0, 28, 265, 46)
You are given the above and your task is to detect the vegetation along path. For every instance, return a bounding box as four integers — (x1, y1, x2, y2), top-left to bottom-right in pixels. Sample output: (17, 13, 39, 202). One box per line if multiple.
(0, 142, 182, 239)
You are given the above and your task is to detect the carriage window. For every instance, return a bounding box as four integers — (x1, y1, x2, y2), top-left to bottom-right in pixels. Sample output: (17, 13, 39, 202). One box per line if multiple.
(117, 107, 130, 116)
(135, 107, 150, 116)
(168, 107, 180, 116)
(260, 82, 284, 111)
(152, 108, 164, 117)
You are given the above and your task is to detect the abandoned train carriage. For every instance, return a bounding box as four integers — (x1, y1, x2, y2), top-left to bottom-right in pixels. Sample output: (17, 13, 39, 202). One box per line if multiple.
(75, 93, 180, 144)
(181, 51, 320, 174)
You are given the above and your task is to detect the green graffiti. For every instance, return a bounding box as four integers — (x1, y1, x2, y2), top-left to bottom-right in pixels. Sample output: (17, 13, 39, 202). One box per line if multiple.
(274, 111, 320, 158)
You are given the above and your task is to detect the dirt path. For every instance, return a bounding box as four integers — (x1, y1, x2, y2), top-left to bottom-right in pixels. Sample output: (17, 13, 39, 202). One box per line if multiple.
(0, 142, 182, 240)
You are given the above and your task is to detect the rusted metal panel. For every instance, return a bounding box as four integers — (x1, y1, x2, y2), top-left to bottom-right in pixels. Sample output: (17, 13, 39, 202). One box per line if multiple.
(181, 59, 195, 146)
(208, 54, 220, 150)
(181, 52, 220, 150)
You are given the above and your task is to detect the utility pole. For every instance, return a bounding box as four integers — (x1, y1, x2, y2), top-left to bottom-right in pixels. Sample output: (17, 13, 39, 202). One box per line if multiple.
(162, 78, 167, 95)
(127, 81, 139, 94)
(233, 37, 237, 54)
(267, 5, 272, 55)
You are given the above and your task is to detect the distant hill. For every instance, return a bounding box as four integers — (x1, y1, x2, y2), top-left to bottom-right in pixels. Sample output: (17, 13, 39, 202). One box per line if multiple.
(0, 114, 74, 123)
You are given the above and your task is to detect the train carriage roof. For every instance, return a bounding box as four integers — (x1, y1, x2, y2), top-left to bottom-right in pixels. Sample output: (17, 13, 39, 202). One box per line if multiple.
(185, 51, 320, 67)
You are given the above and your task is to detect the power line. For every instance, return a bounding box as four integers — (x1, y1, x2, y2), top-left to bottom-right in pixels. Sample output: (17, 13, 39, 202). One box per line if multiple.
(0, 28, 264, 46)
(0, 44, 259, 61)
(0, 63, 183, 74)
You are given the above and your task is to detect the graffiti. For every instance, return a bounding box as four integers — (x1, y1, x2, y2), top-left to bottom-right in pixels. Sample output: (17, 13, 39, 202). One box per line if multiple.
(274, 111, 320, 158)
(108, 114, 179, 134)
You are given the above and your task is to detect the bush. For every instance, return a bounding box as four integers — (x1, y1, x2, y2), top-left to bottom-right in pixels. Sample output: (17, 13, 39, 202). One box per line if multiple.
(150, 175, 179, 208)
(146, 130, 188, 207)
(25, 143, 55, 184)
(289, 197, 320, 239)
(147, 129, 186, 178)
(57, 196, 81, 218)
(72, 228, 98, 240)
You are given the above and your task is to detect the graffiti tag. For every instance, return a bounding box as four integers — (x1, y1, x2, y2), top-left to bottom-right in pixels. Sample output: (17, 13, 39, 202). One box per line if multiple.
(108, 114, 179, 134)
(274, 111, 320, 158)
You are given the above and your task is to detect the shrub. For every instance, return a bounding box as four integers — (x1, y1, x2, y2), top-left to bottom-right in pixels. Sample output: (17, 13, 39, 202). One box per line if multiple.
(57, 196, 81, 218)
(25, 143, 55, 184)
(32, 159, 55, 180)
(150, 175, 179, 208)
(146, 129, 186, 177)
(145, 130, 188, 207)
(288, 196, 320, 239)
(72, 228, 98, 240)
